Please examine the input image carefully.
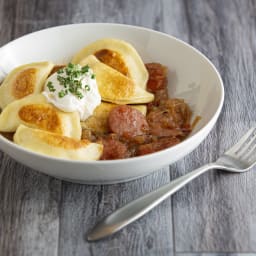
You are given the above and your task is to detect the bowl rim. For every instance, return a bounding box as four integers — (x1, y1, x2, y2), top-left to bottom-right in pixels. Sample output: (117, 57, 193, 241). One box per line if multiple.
(0, 22, 225, 164)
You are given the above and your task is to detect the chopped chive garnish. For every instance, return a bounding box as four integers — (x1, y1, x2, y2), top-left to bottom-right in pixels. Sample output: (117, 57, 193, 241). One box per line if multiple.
(81, 65, 89, 74)
(84, 85, 90, 91)
(47, 81, 56, 92)
(57, 69, 64, 74)
(58, 90, 67, 98)
(76, 92, 83, 99)
(53, 63, 93, 99)
(67, 63, 74, 69)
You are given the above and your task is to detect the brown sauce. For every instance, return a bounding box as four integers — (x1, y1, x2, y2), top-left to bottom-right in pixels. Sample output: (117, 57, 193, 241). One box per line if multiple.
(82, 63, 193, 160)
(1, 132, 14, 141)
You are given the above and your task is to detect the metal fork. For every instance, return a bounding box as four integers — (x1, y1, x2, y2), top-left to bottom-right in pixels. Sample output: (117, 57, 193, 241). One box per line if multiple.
(87, 125, 256, 241)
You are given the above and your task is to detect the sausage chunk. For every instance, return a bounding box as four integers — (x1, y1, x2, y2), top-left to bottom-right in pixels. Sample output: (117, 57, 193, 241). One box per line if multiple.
(100, 137, 129, 160)
(145, 63, 169, 108)
(145, 63, 168, 93)
(108, 105, 149, 138)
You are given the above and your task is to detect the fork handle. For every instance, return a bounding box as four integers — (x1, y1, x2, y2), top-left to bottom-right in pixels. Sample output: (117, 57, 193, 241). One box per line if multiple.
(87, 163, 219, 241)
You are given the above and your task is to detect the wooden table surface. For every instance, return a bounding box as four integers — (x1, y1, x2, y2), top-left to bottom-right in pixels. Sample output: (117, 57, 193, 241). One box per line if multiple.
(1, 0, 256, 255)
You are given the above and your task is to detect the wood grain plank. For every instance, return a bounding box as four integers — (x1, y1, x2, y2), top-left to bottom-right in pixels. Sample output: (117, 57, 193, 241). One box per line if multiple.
(0, 1, 62, 256)
(172, 0, 256, 252)
(162, 0, 189, 43)
(177, 254, 256, 256)
(58, 170, 172, 256)
(0, 0, 16, 47)
(0, 156, 61, 256)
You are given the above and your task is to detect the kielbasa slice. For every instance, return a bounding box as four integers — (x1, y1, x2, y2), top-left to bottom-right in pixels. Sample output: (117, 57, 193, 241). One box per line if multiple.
(145, 63, 168, 92)
(100, 137, 129, 160)
(108, 105, 149, 138)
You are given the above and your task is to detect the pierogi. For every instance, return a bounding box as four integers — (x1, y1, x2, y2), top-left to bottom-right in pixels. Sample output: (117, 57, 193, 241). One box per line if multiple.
(14, 125, 103, 160)
(0, 94, 81, 139)
(0, 62, 54, 109)
(72, 38, 149, 89)
(78, 55, 153, 104)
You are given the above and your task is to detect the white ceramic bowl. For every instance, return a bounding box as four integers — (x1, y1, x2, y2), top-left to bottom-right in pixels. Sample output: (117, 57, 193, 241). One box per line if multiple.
(0, 23, 224, 184)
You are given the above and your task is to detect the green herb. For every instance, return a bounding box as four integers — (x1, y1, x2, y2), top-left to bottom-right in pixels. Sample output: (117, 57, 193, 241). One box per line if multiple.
(75, 91, 83, 99)
(55, 63, 93, 99)
(57, 75, 66, 85)
(57, 69, 64, 74)
(58, 90, 67, 98)
(81, 65, 89, 74)
(67, 63, 74, 69)
(84, 85, 90, 91)
(47, 81, 56, 92)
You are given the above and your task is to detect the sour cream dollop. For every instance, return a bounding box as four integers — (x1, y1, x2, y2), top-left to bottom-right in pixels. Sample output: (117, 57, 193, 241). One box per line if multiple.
(43, 63, 101, 121)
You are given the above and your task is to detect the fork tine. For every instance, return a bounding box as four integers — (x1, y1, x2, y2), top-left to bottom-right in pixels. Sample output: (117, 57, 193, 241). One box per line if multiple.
(237, 132, 256, 157)
(225, 125, 256, 155)
(244, 143, 256, 163)
(246, 154, 256, 168)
